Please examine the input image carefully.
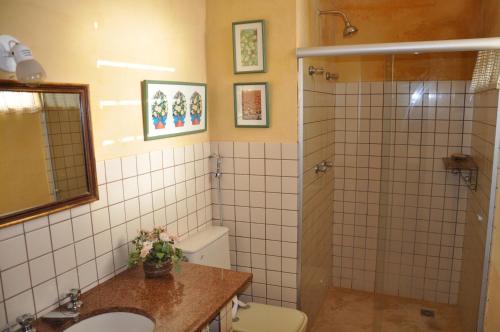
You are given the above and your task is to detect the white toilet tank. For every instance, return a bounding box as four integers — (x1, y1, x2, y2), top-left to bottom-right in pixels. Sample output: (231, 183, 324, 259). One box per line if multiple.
(176, 226, 231, 269)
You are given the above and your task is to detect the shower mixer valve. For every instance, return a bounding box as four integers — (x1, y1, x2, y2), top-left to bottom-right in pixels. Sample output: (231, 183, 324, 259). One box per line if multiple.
(314, 160, 332, 174)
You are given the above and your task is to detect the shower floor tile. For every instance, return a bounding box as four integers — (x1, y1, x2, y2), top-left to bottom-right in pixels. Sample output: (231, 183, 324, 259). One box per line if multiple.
(311, 287, 463, 332)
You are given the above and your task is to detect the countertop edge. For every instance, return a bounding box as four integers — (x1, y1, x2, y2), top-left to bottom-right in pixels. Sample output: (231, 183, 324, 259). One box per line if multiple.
(190, 272, 252, 331)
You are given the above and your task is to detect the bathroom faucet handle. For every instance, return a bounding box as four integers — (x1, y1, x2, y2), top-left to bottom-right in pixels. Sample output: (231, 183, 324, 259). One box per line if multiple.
(67, 288, 81, 301)
(16, 313, 34, 332)
(66, 288, 82, 312)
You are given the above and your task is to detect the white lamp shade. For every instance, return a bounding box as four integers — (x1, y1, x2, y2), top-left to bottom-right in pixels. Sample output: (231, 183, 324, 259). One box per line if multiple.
(12, 42, 46, 83)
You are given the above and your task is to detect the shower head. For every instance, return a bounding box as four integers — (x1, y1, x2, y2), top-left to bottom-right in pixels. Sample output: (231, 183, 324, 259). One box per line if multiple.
(317, 10, 359, 37)
(343, 22, 358, 37)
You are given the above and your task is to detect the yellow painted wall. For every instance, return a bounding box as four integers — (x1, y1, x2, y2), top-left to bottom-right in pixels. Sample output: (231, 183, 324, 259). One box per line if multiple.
(0, 0, 208, 161)
(310, 0, 481, 81)
(0, 113, 51, 215)
(481, 1, 500, 331)
(206, 0, 298, 143)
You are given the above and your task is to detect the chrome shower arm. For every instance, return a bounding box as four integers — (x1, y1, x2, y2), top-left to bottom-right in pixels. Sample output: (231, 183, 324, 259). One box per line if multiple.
(317, 10, 350, 25)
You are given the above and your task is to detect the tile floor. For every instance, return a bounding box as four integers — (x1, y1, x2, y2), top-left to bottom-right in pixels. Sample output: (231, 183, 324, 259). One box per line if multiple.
(311, 288, 463, 332)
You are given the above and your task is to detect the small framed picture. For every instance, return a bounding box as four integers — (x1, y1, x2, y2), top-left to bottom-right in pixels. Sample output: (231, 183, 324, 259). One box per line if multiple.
(141, 80, 207, 140)
(234, 82, 269, 128)
(232, 20, 266, 74)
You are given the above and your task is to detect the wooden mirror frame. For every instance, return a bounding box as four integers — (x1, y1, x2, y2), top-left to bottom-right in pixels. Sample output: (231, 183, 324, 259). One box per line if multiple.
(0, 80, 98, 228)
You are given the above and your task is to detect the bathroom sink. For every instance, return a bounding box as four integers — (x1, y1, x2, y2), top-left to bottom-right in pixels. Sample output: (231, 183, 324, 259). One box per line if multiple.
(64, 312, 154, 332)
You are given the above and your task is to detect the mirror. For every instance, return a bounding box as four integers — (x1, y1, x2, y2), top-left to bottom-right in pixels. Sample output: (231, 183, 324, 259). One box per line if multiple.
(0, 80, 97, 226)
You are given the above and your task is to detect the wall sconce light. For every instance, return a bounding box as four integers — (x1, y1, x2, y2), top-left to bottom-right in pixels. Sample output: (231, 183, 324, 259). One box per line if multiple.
(0, 35, 46, 84)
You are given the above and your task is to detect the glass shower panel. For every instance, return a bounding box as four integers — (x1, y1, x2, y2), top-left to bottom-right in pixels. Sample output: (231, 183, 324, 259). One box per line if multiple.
(299, 43, 500, 331)
(300, 57, 335, 325)
(374, 50, 488, 330)
(376, 51, 475, 298)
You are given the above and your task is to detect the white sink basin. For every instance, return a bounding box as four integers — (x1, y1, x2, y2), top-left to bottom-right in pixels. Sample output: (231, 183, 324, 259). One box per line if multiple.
(64, 312, 155, 332)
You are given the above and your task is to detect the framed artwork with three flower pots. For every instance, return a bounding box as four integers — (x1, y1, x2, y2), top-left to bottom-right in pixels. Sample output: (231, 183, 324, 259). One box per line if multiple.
(141, 80, 207, 140)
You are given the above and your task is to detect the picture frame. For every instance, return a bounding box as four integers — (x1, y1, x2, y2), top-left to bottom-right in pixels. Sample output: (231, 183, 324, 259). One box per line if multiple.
(234, 82, 269, 128)
(232, 20, 266, 74)
(141, 80, 207, 141)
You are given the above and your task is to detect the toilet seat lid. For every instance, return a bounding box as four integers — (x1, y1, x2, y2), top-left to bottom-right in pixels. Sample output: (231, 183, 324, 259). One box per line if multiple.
(233, 302, 308, 332)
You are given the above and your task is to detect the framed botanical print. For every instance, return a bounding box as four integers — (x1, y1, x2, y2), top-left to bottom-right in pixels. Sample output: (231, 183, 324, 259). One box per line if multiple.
(234, 82, 269, 128)
(141, 80, 207, 140)
(232, 20, 266, 74)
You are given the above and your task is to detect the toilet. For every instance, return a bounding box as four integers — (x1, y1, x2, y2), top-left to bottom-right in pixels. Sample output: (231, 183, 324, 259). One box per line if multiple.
(176, 226, 308, 332)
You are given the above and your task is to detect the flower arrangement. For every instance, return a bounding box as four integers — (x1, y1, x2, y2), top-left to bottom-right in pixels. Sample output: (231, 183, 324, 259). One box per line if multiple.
(172, 91, 187, 127)
(190, 92, 203, 125)
(151, 90, 168, 129)
(128, 227, 183, 277)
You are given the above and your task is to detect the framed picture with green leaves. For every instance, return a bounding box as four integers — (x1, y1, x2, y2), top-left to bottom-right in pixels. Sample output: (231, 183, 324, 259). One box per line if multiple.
(141, 80, 207, 140)
(234, 82, 269, 128)
(232, 20, 266, 74)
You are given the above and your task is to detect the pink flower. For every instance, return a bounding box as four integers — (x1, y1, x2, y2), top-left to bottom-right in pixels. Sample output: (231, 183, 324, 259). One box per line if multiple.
(160, 232, 178, 243)
(140, 241, 152, 258)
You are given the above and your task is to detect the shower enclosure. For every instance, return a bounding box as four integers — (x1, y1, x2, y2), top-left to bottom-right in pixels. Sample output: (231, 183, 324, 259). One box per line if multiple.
(297, 38, 500, 331)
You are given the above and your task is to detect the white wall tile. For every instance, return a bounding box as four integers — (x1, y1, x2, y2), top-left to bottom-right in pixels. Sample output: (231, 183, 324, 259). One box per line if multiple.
(96, 252, 114, 278)
(91, 208, 110, 234)
(139, 194, 153, 215)
(265, 143, 281, 159)
(184, 145, 195, 163)
(111, 224, 127, 249)
(77, 261, 97, 288)
(109, 203, 126, 228)
(56, 269, 78, 298)
(121, 155, 137, 178)
(96, 160, 106, 184)
(123, 177, 139, 200)
(234, 142, 249, 158)
(49, 210, 70, 225)
(137, 153, 151, 174)
(50, 220, 74, 251)
(105, 158, 122, 183)
(2, 263, 31, 299)
(23, 216, 49, 233)
(163, 148, 175, 168)
(150, 150, 163, 171)
(0, 235, 27, 271)
(281, 143, 297, 160)
(5, 290, 34, 323)
(75, 237, 95, 265)
(33, 279, 58, 312)
(107, 181, 124, 205)
(26, 227, 52, 260)
(138, 174, 152, 195)
(124, 198, 140, 221)
(249, 143, 264, 158)
(174, 147, 185, 165)
(29, 253, 55, 286)
(53, 245, 76, 275)
(94, 231, 112, 257)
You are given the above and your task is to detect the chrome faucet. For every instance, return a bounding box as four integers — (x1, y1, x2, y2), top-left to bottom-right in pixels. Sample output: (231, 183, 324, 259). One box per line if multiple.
(16, 314, 34, 332)
(65, 288, 82, 313)
(0, 314, 35, 332)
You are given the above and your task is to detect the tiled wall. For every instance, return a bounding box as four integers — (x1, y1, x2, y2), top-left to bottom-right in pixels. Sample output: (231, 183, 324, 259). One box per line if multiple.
(300, 68, 334, 324)
(0, 143, 214, 325)
(44, 107, 87, 200)
(209, 141, 299, 309)
(332, 80, 472, 304)
(459, 89, 499, 331)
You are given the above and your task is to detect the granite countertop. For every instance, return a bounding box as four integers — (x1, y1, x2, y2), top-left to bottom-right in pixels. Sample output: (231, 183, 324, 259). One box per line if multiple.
(33, 262, 252, 332)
